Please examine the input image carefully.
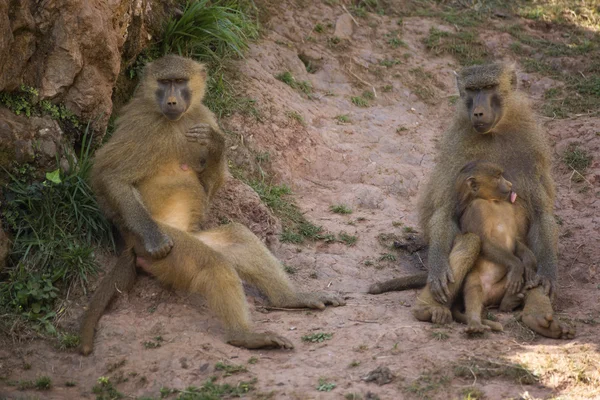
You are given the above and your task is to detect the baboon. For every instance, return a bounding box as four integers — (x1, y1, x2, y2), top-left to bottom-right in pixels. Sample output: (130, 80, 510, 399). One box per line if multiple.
(79, 55, 345, 355)
(450, 161, 536, 333)
(370, 63, 574, 339)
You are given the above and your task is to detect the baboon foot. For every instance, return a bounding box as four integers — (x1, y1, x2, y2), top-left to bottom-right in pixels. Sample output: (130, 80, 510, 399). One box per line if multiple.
(465, 321, 491, 335)
(520, 312, 576, 339)
(227, 331, 294, 350)
(291, 292, 346, 309)
(413, 304, 452, 325)
(483, 319, 504, 332)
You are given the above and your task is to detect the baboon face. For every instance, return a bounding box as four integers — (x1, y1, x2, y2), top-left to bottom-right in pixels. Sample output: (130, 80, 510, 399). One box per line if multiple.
(463, 85, 503, 134)
(468, 172, 515, 203)
(156, 77, 192, 121)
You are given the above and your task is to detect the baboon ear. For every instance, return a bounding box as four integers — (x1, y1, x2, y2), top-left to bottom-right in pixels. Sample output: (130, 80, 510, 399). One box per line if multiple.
(454, 71, 464, 97)
(467, 177, 478, 192)
(198, 63, 207, 80)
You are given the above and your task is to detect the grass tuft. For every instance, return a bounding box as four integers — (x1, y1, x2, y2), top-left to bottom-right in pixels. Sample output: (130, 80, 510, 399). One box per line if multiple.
(161, 0, 257, 62)
(1, 127, 113, 333)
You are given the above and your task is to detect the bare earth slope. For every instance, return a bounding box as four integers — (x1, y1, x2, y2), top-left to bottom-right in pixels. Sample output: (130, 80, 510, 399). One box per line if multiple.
(1, 2, 599, 399)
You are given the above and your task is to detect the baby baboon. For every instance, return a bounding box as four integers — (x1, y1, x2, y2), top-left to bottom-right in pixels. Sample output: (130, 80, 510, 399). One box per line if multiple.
(80, 55, 345, 355)
(371, 63, 574, 339)
(450, 161, 536, 333)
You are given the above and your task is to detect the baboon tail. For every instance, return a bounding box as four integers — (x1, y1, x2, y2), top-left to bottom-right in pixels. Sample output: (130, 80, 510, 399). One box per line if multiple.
(368, 272, 428, 294)
(79, 250, 136, 355)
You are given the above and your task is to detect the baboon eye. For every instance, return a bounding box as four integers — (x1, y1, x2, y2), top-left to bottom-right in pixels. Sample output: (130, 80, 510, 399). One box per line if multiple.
(175, 79, 186, 84)
(158, 79, 170, 85)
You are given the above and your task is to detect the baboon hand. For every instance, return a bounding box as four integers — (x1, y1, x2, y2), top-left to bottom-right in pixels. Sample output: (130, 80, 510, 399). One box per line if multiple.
(427, 268, 454, 304)
(186, 123, 214, 144)
(505, 268, 524, 295)
(144, 230, 173, 259)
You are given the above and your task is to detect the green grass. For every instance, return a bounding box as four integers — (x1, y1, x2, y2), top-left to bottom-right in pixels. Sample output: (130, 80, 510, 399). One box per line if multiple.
(173, 377, 256, 399)
(335, 114, 351, 123)
(36, 376, 52, 390)
(351, 96, 369, 107)
(142, 336, 164, 349)
(379, 253, 396, 262)
(1, 128, 113, 333)
(276, 71, 313, 95)
(563, 144, 592, 182)
(161, 0, 257, 61)
(247, 180, 322, 244)
(92, 377, 124, 400)
(58, 333, 80, 350)
(338, 232, 358, 246)
(424, 27, 489, 66)
(316, 378, 336, 392)
(302, 332, 333, 343)
(286, 110, 306, 126)
(330, 204, 352, 214)
(215, 361, 247, 376)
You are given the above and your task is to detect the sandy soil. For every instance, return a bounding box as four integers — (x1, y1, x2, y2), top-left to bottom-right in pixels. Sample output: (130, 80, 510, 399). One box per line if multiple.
(1, 1, 599, 399)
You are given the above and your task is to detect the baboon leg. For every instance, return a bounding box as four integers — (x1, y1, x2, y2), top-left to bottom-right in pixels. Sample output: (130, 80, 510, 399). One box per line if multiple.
(141, 226, 294, 349)
(368, 272, 428, 294)
(499, 292, 525, 312)
(462, 274, 490, 334)
(80, 250, 137, 355)
(520, 287, 575, 339)
(194, 223, 346, 309)
(413, 233, 480, 325)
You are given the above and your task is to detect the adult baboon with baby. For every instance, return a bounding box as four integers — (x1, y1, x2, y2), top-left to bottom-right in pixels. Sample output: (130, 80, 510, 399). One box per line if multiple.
(79, 55, 345, 355)
(371, 63, 574, 339)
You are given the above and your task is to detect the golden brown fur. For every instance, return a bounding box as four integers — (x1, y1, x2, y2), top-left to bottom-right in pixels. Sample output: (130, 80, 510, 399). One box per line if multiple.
(370, 63, 574, 339)
(79, 55, 345, 355)
(450, 161, 535, 333)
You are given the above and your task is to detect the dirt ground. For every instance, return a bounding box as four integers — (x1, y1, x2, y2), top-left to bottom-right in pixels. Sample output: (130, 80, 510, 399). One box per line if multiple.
(1, 1, 599, 399)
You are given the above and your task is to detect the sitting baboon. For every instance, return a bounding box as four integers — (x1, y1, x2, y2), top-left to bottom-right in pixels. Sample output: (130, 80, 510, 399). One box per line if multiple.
(450, 161, 536, 333)
(79, 55, 345, 355)
(370, 63, 574, 339)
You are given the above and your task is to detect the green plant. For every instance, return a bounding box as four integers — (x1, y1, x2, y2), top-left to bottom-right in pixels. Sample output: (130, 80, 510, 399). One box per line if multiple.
(286, 110, 306, 125)
(171, 377, 256, 399)
(335, 114, 351, 123)
(0, 85, 38, 116)
(338, 232, 358, 246)
(379, 253, 396, 262)
(92, 376, 124, 400)
(316, 378, 336, 392)
(215, 361, 247, 376)
(351, 96, 369, 107)
(1, 128, 113, 332)
(143, 336, 164, 349)
(276, 71, 313, 95)
(563, 144, 592, 174)
(330, 204, 352, 214)
(58, 333, 80, 350)
(161, 0, 257, 61)
(35, 376, 52, 390)
(302, 332, 333, 343)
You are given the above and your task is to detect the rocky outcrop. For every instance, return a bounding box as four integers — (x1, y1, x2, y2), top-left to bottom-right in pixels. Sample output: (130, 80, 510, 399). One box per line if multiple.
(0, 0, 174, 132)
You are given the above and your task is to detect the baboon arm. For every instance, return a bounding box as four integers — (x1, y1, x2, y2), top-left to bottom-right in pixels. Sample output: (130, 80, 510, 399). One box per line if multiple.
(515, 240, 537, 284)
(426, 207, 461, 302)
(526, 212, 558, 294)
(102, 178, 163, 241)
(198, 124, 226, 201)
(480, 240, 523, 271)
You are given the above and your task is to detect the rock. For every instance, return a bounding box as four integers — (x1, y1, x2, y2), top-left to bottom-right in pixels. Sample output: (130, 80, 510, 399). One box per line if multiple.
(363, 366, 395, 386)
(0, 108, 73, 172)
(205, 178, 281, 242)
(334, 13, 354, 40)
(0, 0, 175, 134)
